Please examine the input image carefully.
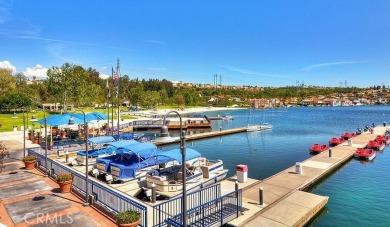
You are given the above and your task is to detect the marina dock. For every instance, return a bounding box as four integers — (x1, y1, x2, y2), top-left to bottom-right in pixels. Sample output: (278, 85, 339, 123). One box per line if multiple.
(154, 127, 247, 145)
(227, 126, 388, 226)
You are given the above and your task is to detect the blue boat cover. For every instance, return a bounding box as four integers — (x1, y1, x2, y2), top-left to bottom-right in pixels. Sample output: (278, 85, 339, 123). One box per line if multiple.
(96, 141, 157, 173)
(96, 155, 122, 172)
(77, 148, 111, 157)
(110, 148, 172, 180)
(156, 148, 201, 163)
(120, 142, 157, 153)
(88, 136, 116, 144)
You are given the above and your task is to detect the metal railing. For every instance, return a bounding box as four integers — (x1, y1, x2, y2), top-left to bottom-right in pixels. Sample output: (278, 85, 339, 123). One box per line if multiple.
(165, 189, 242, 226)
(28, 147, 148, 227)
(153, 184, 221, 226)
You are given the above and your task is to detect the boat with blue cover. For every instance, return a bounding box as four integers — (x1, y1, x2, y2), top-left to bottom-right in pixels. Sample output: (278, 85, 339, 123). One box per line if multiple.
(74, 136, 116, 165)
(144, 148, 228, 197)
(94, 140, 157, 183)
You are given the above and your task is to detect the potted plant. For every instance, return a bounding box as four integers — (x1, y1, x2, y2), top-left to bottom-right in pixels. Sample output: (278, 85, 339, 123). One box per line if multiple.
(22, 155, 37, 170)
(28, 129, 34, 140)
(56, 173, 73, 193)
(115, 210, 141, 227)
(46, 136, 52, 150)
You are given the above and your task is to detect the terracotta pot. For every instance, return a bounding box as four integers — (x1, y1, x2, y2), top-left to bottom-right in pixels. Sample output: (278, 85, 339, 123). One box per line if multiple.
(117, 218, 140, 227)
(28, 133, 33, 140)
(58, 180, 72, 193)
(24, 160, 37, 170)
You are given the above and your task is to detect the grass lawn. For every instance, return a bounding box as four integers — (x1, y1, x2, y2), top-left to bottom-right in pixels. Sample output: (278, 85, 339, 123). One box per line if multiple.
(0, 108, 128, 132)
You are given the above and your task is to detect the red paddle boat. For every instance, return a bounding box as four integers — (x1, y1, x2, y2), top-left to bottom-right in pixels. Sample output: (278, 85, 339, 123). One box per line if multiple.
(367, 140, 385, 151)
(354, 148, 376, 161)
(375, 135, 390, 145)
(329, 137, 345, 146)
(309, 144, 329, 154)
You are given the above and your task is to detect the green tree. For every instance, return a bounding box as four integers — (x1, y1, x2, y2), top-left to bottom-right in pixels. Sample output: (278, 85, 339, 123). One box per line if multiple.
(0, 68, 16, 98)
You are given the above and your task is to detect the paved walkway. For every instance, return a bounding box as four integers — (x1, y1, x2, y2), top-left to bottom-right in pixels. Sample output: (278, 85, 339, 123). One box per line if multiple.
(0, 131, 116, 227)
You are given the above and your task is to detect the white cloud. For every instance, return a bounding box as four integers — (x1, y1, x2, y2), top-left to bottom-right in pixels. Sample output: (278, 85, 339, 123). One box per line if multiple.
(0, 0, 13, 24)
(99, 66, 110, 79)
(0, 60, 16, 73)
(302, 61, 366, 71)
(222, 65, 290, 78)
(22, 64, 48, 78)
(99, 73, 110, 79)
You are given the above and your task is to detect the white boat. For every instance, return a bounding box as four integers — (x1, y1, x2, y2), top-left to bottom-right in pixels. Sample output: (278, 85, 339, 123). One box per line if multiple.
(246, 108, 273, 132)
(144, 149, 228, 195)
(219, 113, 234, 120)
(246, 123, 273, 132)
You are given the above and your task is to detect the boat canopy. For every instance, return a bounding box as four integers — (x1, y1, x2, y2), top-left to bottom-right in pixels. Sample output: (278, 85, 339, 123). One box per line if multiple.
(156, 148, 201, 163)
(88, 136, 116, 144)
(105, 140, 157, 154)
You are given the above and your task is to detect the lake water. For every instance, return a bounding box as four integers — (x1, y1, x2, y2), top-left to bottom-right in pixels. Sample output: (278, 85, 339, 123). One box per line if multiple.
(160, 106, 390, 226)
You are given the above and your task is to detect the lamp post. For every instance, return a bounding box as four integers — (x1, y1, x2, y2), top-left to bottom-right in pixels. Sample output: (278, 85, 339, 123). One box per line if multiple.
(32, 111, 48, 177)
(155, 111, 187, 226)
(23, 111, 26, 157)
(69, 110, 89, 206)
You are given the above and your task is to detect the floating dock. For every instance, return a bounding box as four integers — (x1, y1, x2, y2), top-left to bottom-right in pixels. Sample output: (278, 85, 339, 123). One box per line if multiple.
(227, 126, 388, 226)
(154, 127, 247, 145)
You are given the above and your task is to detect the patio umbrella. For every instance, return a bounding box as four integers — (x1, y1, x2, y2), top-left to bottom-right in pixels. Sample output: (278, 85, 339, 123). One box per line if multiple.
(72, 112, 107, 122)
(37, 114, 85, 126)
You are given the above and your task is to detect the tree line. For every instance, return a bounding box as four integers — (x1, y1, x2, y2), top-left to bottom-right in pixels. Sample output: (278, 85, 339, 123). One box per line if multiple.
(0, 63, 366, 111)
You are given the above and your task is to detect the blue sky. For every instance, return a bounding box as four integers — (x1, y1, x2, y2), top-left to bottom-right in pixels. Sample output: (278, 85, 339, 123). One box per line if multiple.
(0, 0, 389, 87)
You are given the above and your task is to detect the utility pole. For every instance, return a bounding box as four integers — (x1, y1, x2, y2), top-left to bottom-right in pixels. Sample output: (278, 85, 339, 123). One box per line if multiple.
(116, 58, 120, 136)
(111, 67, 114, 136)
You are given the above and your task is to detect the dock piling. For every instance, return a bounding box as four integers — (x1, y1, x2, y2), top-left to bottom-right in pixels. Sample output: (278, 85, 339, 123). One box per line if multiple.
(329, 148, 332, 157)
(348, 138, 353, 146)
(152, 183, 156, 203)
(295, 162, 303, 175)
(259, 187, 263, 206)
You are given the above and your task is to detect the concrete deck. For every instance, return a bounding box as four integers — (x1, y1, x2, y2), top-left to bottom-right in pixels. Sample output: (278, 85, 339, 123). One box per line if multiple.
(0, 134, 116, 227)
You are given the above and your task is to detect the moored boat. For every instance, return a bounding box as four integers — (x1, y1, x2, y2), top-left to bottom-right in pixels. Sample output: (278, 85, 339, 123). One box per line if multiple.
(309, 144, 329, 154)
(144, 148, 228, 197)
(342, 132, 356, 140)
(354, 148, 376, 161)
(246, 124, 273, 132)
(367, 140, 385, 151)
(375, 135, 390, 145)
(329, 137, 345, 146)
(74, 136, 116, 165)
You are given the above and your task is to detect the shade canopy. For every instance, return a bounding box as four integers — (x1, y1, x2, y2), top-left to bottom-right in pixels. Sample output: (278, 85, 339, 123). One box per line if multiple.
(73, 112, 107, 122)
(37, 114, 84, 126)
(37, 111, 107, 126)
(87, 136, 116, 144)
(156, 148, 201, 163)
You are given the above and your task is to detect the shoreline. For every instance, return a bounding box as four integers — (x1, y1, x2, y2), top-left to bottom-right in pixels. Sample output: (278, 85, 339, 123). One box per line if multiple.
(127, 106, 246, 116)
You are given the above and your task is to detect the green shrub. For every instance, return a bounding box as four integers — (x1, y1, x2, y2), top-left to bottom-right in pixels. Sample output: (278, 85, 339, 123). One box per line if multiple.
(56, 173, 73, 183)
(22, 155, 36, 161)
(115, 210, 140, 224)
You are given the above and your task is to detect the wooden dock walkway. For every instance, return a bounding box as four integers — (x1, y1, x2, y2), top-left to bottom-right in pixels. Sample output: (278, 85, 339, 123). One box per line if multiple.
(153, 127, 247, 145)
(227, 126, 388, 226)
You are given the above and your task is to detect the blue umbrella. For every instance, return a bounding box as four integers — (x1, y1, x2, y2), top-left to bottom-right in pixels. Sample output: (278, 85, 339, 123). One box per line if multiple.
(38, 114, 84, 126)
(72, 112, 107, 122)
